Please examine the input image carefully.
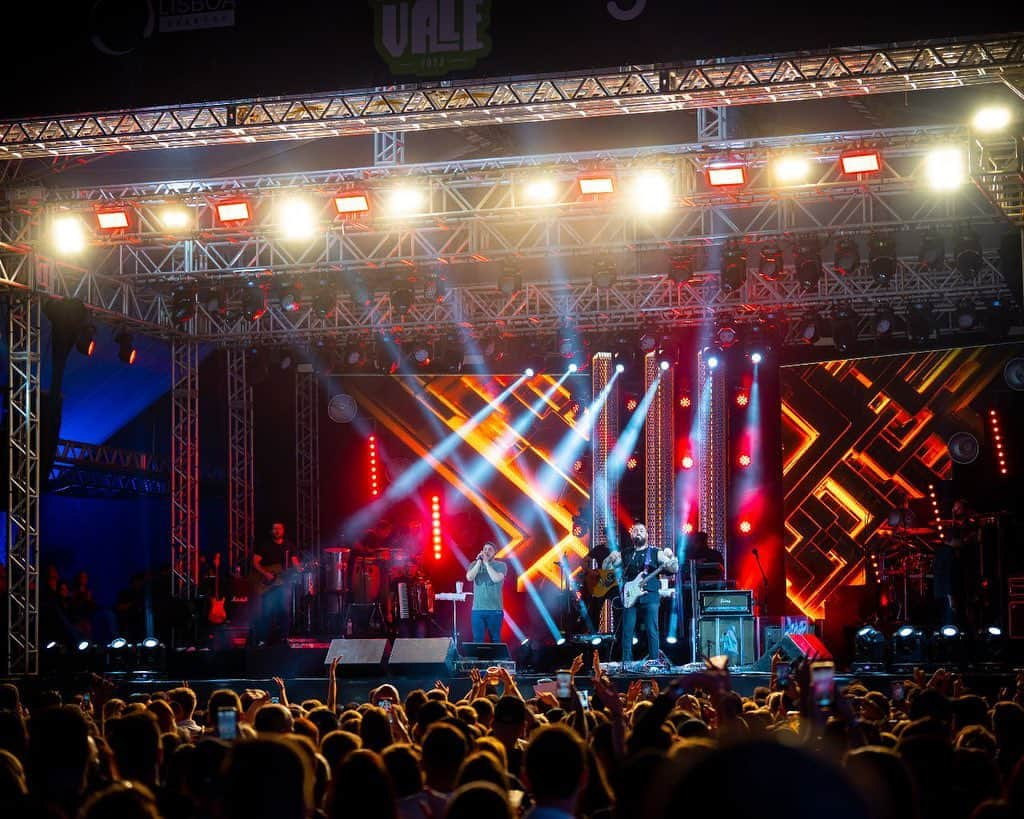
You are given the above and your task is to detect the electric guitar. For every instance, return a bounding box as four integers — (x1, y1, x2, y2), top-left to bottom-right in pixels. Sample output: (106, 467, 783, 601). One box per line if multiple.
(622, 564, 674, 609)
(208, 553, 227, 625)
(583, 569, 619, 598)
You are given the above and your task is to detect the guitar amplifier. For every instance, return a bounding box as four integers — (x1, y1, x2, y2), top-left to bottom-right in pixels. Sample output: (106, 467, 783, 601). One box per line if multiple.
(699, 589, 753, 616)
(697, 616, 756, 666)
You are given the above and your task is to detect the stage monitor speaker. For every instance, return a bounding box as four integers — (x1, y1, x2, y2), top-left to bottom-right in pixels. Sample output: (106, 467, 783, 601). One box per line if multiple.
(325, 638, 388, 674)
(388, 638, 454, 674)
(697, 616, 755, 666)
(461, 642, 511, 661)
(753, 632, 832, 671)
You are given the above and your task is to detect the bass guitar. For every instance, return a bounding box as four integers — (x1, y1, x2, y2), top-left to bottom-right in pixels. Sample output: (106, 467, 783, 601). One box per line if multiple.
(208, 552, 227, 625)
(622, 564, 674, 609)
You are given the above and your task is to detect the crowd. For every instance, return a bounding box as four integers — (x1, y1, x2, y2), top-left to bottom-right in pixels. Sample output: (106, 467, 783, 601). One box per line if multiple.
(0, 653, 1023, 819)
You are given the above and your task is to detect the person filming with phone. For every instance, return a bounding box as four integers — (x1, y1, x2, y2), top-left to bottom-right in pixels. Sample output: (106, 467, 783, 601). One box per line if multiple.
(603, 523, 678, 665)
(466, 541, 507, 643)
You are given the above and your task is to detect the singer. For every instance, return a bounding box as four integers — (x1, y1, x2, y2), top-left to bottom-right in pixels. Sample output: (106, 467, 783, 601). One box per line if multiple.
(466, 542, 507, 643)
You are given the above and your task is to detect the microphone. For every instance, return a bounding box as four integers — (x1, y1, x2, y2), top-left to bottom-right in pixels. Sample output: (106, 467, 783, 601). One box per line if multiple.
(752, 548, 759, 557)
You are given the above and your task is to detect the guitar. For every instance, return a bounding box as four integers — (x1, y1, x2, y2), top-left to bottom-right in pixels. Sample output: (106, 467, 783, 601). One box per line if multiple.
(208, 553, 227, 625)
(622, 564, 674, 609)
(251, 562, 288, 590)
(583, 569, 618, 598)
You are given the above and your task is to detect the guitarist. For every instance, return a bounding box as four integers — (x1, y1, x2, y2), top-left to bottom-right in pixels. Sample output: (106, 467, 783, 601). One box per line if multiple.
(604, 523, 678, 665)
(252, 521, 302, 646)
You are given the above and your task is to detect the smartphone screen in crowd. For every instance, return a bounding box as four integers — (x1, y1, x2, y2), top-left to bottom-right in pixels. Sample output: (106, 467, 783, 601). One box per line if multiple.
(556, 671, 572, 700)
(577, 689, 591, 710)
(641, 681, 653, 700)
(811, 661, 835, 710)
(775, 662, 792, 687)
(216, 708, 239, 740)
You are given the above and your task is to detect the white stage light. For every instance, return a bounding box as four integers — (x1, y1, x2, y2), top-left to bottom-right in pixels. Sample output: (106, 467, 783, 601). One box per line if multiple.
(925, 148, 964, 191)
(54, 215, 86, 255)
(524, 178, 558, 203)
(630, 170, 672, 214)
(279, 197, 317, 240)
(774, 156, 811, 184)
(389, 186, 426, 216)
(972, 106, 1011, 132)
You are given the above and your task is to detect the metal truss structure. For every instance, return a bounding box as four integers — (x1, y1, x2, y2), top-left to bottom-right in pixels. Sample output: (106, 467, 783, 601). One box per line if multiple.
(6, 293, 40, 674)
(697, 349, 729, 567)
(226, 348, 254, 575)
(644, 353, 674, 553)
(48, 438, 169, 497)
(170, 340, 200, 599)
(374, 132, 406, 166)
(1, 35, 1021, 159)
(295, 364, 320, 560)
(590, 353, 618, 547)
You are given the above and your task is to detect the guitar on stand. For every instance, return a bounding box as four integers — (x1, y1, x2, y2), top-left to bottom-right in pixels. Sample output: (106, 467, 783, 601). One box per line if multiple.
(208, 553, 227, 625)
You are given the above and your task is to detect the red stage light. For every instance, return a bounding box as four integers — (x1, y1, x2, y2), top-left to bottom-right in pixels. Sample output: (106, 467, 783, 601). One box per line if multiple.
(707, 164, 747, 187)
(990, 409, 1009, 476)
(215, 200, 252, 224)
(334, 192, 370, 215)
(579, 176, 614, 195)
(738, 519, 753, 534)
(840, 150, 881, 175)
(679, 395, 691, 409)
(625, 397, 638, 412)
(431, 495, 442, 560)
(738, 454, 752, 468)
(369, 436, 379, 497)
(572, 458, 585, 473)
(96, 207, 130, 231)
(735, 391, 749, 407)
(626, 456, 639, 471)
(681, 455, 695, 470)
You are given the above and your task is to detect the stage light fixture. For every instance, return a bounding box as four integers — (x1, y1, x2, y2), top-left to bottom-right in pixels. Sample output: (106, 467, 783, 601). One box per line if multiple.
(498, 263, 523, 295)
(525, 368, 535, 377)
(202, 286, 228, 315)
(719, 243, 748, 293)
(669, 249, 698, 284)
(389, 186, 426, 216)
(626, 456, 639, 470)
(734, 390, 749, 408)
(758, 243, 785, 281)
(832, 302, 859, 355)
(975, 625, 1007, 665)
(773, 155, 812, 184)
(797, 311, 821, 344)
(840, 150, 881, 175)
(279, 196, 317, 240)
(707, 163, 746, 187)
(579, 176, 614, 195)
(737, 453, 752, 468)
(679, 395, 691, 408)
(75, 324, 97, 357)
(925, 147, 964, 191)
(932, 624, 967, 665)
(96, 207, 130, 231)
(241, 281, 267, 321)
(867, 235, 897, 285)
(346, 271, 374, 308)
(638, 331, 658, 354)
(918, 230, 945, 270)
(333, 191, 370, 215)
(907, 301, 934, 344)
(706, 351, 721, 370)
(568, 362, 579, 374)
(630, 170, 672, 214)
(615, 363, 625, 374)
(972, 105, 1012, 132)
(681, 455, 695, 470)
(410, 342, 432, 367)
(171, 288, 197, 324)
(715, 318, 738, 348)
(852, 625, 887, 671)
(390, 281, 415, 315)
(276, 280, 302, 313)
(160, 206, 191, 230)
(592, 258, 617, 288)
(114, 331, 137, 365)
(425, 272, 448, 303)
(983, 297, 1010, 339)
(954, 299, 978, 331)
(54, 214, 86, 255)
(109, 637, 128, 650)
(625, 395, 639, 412)
(954, 228, 983, 277)
(794, 239, 823, 288)
(750, 351, 763, 365)
(524, 177, 558, 203)
(891, 625, 928, 671)
(834, 237, 862, 277)
(312, 288, 336, 318)
(738, 519, 753, 534)
(874, 305, 896, 338)
(660, 360, 670, 371)
(215, 200, 251, 224)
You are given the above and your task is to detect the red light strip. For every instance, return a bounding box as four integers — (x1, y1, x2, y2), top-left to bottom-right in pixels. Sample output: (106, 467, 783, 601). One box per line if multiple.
(369, 435, 379, 497)
(990, 409, 1008, 475)
(928, 483, 943, 538)
(431, 495, 442, 560)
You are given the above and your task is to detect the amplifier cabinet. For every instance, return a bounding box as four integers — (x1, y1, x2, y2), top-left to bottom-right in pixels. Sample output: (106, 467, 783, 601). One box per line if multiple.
(699, 589, 753, 616)
(697, 615, 756, 666)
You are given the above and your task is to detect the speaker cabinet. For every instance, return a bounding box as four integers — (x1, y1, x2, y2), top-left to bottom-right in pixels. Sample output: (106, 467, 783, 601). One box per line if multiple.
(325, 638, 388, 674)
(389, 638, 454, 674)
(697, 616, 755, 666)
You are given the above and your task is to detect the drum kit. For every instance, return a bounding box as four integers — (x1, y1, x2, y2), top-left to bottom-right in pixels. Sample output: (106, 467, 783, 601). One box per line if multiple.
(873, 523, 938, 621)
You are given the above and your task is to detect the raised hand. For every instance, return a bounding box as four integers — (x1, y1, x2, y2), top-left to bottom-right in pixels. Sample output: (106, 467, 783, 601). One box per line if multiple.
(330, 657, 340, 678)
(569, 653, 584, 678)
(435, 679, 451, 699)
(591, 650, 602, 681)
(536, 691, 560, 709)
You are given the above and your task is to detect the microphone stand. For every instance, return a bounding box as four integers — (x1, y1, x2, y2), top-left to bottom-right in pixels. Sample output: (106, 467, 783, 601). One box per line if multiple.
(752, 550, 769, 616)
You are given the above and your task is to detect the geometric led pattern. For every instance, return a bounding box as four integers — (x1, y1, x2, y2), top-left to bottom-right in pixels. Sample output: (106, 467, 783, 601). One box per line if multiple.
(781, 346, 1012, 618)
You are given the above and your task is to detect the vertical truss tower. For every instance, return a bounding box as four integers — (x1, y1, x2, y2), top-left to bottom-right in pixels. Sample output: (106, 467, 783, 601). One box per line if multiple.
(170, 340, 200, 599)
(295, 364, 320, 560)
(590, 353, 619, 547)
(226, 348, 254, 576)
(644, 354, 675, 553)
(697, 349, 729, 574)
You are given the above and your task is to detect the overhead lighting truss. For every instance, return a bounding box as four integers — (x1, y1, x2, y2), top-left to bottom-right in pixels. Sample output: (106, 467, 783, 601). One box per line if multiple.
(0, 35, 1021, 159)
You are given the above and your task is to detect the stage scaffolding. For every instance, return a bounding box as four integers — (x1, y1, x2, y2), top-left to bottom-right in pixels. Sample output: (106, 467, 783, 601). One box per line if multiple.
(590, 353, 619, 549)
(644, 353, 675, 554)
(295, 364, 321, 564)
(171, 340, 200, 600)
(6, 292, 41, 675)
(697, 348, 729, 572)
(227, 348, 254, 577)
